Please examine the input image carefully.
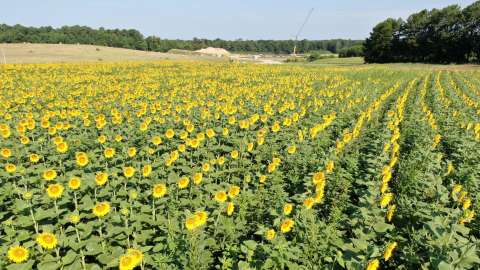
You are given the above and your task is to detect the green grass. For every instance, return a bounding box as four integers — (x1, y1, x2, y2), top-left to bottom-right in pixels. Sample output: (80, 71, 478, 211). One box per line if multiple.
(310, 57, 364, 66)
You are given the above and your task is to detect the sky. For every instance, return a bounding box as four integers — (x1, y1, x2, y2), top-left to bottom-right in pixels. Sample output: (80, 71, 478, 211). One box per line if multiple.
(2, 0, 477, 40)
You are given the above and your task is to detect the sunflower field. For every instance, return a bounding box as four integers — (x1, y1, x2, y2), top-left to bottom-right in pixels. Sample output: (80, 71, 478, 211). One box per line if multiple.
(0, 61, 479, 270)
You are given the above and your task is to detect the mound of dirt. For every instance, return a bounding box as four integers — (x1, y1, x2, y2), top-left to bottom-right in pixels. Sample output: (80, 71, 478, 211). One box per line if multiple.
(195, 47, 230, 57)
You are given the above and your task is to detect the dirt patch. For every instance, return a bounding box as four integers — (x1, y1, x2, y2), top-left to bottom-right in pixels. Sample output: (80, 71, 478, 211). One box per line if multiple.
(195, 47, 230, 57)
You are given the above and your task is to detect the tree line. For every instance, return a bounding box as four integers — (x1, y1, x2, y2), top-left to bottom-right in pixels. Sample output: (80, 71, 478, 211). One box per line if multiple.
(0, 23, 362, 54)
(364, 1, 480, 63)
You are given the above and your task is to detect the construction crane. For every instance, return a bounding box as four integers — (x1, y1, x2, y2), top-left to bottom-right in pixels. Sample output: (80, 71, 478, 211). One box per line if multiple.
(293, 8, 314, 56)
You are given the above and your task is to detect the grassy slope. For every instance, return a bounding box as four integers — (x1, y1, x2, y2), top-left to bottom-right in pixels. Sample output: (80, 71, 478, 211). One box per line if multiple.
(0, 43, 224, 64)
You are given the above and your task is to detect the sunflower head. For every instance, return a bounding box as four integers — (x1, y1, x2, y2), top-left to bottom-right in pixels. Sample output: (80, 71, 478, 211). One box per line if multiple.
(92, 202, 110, 218)
(43, 169, 57, 181)
(36, 232, 58, 250)
(152, 183, 167, 198)
(46, 184, 64, 199)
(7, 245, 29, 263)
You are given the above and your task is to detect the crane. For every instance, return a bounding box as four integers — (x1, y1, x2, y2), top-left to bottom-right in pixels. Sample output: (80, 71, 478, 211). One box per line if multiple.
(293, 8, 314, 56)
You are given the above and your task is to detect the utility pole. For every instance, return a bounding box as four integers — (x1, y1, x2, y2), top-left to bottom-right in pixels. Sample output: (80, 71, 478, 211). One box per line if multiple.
(293, 8, 314, 56)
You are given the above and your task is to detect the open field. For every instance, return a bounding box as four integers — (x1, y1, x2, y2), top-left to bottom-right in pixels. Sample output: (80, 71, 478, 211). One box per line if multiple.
(0, 44, 226, 64)
(0, 61, 479, 269)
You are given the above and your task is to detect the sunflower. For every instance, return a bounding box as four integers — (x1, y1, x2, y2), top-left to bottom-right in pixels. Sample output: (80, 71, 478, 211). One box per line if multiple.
(104, 147, 115, 158)
(271, 122, 280, 132)
(303, 197, 315, 209)
(325, 160, 334, 173)
(178, 177, 189, 189)
(75, 152, 89, 167)
(142, 164, 152, 177)
(194, 211, 208, 226)
(383, 242, 397, 261)
(366, 259, 380, 270)
(127, 248, 144, 265)
(127, 147, 136, 158)
(1, 148, 11, 158)
(202, 162, 210, 172)
(43, 169, 57, 181)
(29, 153, 40, 163)
(123, 166, 135, 178)
(226, 202, 235, 216)
(151, 136, 162, 145)
(97, 135, 107, 144)
(192, 172, 203, 185)
(214, 191, 227, 203)
(92, 202, 110, 218)
(95, 172, 109, 186)
(185, 216, 198, 231)
(380, 193, 394, 208)
(68, 177, 81, 190)
(386, 204, 396, 222)
(228, 185, 240, 198)
(46, 184, 64, 199)
(259, 175, 267, 183)
(36, 232, 58, 249)
(69, 214, 80, 224)
(265, 229, 276, 241)
(152, 183, 167, 198)
(165, 128, 175, 139)
(5, 163, 16, 173)
(280, 219, 294, 233)
(56, 142, 68, 153)
(230, 150, 239, 159)
(283, 203, 293, 215)
(206, 128, 216, 138)
(119, 254, 136, 270)
(7, 245, 29, 263)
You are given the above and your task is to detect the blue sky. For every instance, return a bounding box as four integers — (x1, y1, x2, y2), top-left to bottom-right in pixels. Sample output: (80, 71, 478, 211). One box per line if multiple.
(2, 0, 477, 40)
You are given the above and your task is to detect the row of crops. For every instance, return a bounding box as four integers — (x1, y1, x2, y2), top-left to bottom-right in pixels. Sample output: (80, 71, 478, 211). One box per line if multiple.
(0, 62, 478, 269)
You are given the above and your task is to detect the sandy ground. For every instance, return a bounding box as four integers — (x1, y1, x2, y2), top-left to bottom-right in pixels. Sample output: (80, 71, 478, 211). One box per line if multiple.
(0, 43, 220, 64)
